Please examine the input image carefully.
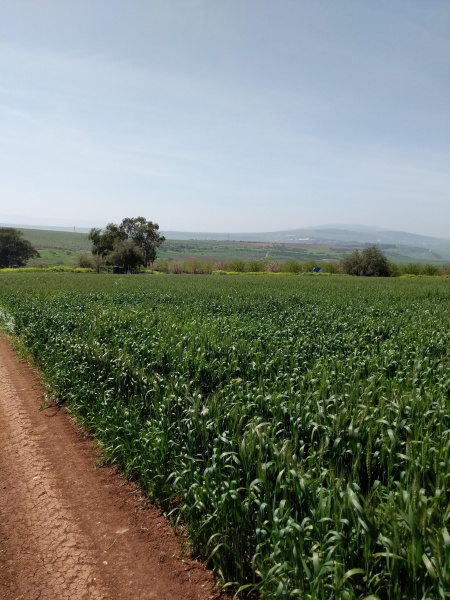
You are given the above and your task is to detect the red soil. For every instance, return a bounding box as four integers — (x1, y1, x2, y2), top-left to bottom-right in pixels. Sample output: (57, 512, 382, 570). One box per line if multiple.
(0, 337, 225, 600)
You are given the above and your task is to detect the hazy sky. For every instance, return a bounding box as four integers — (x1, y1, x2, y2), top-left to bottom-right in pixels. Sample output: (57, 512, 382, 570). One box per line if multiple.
(1, 1, 449, 236)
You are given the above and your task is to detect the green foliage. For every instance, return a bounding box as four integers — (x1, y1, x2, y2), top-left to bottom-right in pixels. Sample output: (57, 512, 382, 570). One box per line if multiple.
(152, 258, 169, 273)
(341, 246, 391, 277)
(88, 224, 121, 258)
(399, 263, 442, 276)
(0, 228, 39, 268)
(88, 217, 165, 270)
(181, 260, 214, 274)
(0, 274, 449, 598)
(321, 262, 340, 274)
(107, 239, 144, 271)
(226, 259, 246, 272)
(280, 260, 303, 273)
(75, 253, 95, 269)
(120, 216, 165, 266)
(245, 260, 267, 273)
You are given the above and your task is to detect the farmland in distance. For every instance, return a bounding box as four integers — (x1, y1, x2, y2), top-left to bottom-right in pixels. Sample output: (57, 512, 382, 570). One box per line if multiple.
(0, 273, 449, 598)
(12, 226, 450, 267)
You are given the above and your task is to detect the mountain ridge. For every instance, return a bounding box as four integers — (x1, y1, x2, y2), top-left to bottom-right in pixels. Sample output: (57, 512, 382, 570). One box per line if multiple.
(2, 222, 448, 244)
(2, 223, 450, 265)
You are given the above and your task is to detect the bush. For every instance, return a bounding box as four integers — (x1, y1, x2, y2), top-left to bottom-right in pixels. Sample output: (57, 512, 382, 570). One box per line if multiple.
(397, 263, 443, 276)
(321, 262, 340, 274)
(213, 260, 227, 271)
(388, 262, 401, 277)
(401, 263, 422, 276)
(226, 260, 246, 272)
(422, 264, 440, 276)
(183, 260, 213, 274)
(245, 260, 267, 273)
(341, 246, 390, 277)
(168, 261, 183, 274)
(75, 253, 94, 269)
(152, 258, 169, 273)
(280, 260, 302, 274)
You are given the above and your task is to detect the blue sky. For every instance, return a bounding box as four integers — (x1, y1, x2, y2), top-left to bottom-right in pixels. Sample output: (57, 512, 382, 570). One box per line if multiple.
(1, 1, 449, 237)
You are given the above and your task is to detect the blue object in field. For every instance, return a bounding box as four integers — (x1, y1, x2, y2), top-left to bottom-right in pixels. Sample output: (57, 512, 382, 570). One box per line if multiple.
(312, 267, 322, 273)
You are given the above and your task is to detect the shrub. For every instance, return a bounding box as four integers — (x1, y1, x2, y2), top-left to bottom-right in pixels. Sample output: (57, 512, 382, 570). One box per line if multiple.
(388, 262, 401, 277)
(321, 262, 340, 274)
(226, 260, 246, 272)
(267, 261, 280, 273)
(168, 261, 183, 274)
(213, 260, 227, 271)
(75, 253, 94, 269)
(152, 258, 169, 273)
(280, 260, 302, 274)
(422, 264, 440, 276)
(183, 260, 213, 274)
(245, 260, 267, 273)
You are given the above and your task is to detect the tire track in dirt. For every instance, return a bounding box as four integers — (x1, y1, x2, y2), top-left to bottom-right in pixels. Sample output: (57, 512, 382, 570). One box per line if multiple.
(0, 338, 220, 600)
(0, 349, 106, 599)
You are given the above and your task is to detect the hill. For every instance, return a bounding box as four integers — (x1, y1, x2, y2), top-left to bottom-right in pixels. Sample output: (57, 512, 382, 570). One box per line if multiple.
(1, 224, 449, 266)
(160, 226, 450, 264)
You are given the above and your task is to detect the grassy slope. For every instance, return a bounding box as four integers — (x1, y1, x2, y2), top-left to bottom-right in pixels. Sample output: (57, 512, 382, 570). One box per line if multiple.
(18, 228, 91, 251)
(16, 227, 450, 267)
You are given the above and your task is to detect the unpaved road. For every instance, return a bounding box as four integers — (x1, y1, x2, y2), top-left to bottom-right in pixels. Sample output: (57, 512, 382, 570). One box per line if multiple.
(0, 337, 220, 600)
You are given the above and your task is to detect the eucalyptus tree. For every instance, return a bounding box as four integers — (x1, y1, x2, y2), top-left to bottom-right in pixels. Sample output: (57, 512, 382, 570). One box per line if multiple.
(88, 217, 165, 271)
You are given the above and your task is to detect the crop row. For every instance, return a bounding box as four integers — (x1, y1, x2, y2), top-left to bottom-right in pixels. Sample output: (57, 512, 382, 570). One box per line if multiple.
(0, 273, 449, 598)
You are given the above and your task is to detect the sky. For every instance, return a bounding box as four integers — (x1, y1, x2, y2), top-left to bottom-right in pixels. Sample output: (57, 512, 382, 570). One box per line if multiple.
(1, 1, 449, 237)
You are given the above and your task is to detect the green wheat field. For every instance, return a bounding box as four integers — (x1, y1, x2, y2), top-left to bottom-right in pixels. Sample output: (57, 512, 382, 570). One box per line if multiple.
(0, 273, 449, 598)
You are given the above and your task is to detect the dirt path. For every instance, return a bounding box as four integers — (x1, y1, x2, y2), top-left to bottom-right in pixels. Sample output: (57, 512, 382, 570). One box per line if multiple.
(0, 338, 220, 600)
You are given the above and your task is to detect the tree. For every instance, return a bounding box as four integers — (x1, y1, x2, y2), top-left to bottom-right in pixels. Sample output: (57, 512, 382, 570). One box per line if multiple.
(107, 239, 144, 271)
(88, 223, 125, 258)
(341, 246, 390, 277)
(88, 217, 165, 271)
(0, 228, 39, 268)
(340, 250, 363, 276)
(119, 217, 165, 266)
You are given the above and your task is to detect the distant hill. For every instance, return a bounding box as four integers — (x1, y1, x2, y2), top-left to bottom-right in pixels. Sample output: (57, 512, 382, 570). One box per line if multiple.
(161, 226, 449, 247)
(15, 228, 91, 252)
(2, 223, 450, 265)
(159, 227, 450, 263)
(0, 223, 92, 234)
(303, 224, 386, 232)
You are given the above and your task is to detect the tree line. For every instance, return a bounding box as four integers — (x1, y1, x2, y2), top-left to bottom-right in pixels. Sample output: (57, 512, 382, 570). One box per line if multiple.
(1, 222, 449, 277)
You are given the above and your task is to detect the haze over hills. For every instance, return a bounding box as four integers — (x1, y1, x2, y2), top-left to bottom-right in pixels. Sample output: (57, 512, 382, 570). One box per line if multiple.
(158, 227, 450, 263)
(160, 226, 450, 246)
(2, 222, 450, 264)
(0, 223, 93, 234)
(2, 221, 449, 245)
(303, 224, 386, 232)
